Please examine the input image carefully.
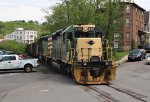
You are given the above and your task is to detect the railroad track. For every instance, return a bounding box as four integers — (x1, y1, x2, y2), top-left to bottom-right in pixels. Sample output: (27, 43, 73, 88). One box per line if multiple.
(83, 85, 148, 102)
(87, 86, 120, 102)
(108, 85, 147, 102)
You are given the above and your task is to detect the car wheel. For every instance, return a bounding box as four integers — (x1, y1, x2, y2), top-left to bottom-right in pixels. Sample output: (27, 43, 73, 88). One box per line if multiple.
(24, 65, 32, 73)
(140, 57, 143, 61)
(128, 58, 131, 61)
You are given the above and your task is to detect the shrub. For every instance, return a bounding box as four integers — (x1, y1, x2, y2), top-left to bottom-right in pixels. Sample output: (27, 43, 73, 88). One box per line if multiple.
(131, 39, 136, 50)
(0, 40, 26, 53)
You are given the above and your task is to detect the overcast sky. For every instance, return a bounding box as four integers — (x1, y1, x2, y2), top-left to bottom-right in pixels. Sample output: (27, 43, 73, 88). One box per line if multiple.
(0, 0, 149, 23)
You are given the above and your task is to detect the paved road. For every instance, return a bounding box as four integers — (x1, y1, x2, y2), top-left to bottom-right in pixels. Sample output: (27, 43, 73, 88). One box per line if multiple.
(94, 54, 150, 102)
(0, 55, 150, 102)
(113, 55, 150, 101)
(0, 70, 52, 102)
(0, 65, 101, 102)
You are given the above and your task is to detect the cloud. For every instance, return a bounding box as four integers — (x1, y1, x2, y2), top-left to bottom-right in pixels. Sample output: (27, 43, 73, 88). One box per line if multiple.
(0, 0, 149, 23)
(0, 0, 61, 22)
(135, 0, 150, 10)
(0, 5, 45, 22)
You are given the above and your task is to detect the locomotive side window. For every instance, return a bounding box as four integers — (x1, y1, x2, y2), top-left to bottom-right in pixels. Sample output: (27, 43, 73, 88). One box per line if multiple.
(67, 32, 73, 41)
(63, 33, 65, 43)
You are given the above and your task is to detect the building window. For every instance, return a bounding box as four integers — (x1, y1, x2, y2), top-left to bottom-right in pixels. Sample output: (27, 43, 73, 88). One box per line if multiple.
(126, 5, 130, 13)
(136, 20, 138, 26)
(126, 18, 130, 27)
(30, 35, 33, 39)
(141, 11, 143, 18)
(136, 8, 137, 15)
(126, 32, 130, 42)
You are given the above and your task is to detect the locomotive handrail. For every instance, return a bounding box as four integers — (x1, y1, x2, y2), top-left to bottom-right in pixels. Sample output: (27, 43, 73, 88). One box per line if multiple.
(70, 48, 76, 60)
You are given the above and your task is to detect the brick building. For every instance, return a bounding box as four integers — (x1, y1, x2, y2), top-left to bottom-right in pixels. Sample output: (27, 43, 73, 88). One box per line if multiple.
(144, 11, 150, 44)
(122, 2, 145, 50)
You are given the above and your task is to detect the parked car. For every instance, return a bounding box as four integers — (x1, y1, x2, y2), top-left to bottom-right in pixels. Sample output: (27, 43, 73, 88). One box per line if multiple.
(0, 50, 6, 59)
(144, 43, 150, 53)
(5, 51, 15, 55)
(0, 50, 15, 59)
(0, 55, 39, 72)
(128, 49, 146, 61)
(146, 55, 150, 64)
(0, 50, 6, 55)
(144, 46, 150, 53)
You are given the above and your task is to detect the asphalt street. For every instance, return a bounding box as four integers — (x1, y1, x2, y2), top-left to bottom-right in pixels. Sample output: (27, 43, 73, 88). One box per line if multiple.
(0, 55, 150, 102)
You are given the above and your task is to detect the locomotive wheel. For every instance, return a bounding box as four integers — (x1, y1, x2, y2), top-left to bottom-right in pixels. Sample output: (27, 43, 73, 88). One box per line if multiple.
(66, 66, 71, 76)
(60, 64, 66, 74)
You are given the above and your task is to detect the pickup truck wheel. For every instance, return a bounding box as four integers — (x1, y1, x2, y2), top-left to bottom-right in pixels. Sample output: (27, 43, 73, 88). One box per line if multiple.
(24, 65, 32, 73)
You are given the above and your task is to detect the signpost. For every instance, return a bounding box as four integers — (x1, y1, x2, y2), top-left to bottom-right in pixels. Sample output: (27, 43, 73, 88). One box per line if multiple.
(114, 33, 119, 49)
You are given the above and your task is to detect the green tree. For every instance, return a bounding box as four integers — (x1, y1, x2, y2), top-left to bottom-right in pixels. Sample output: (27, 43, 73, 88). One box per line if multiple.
(0, 40, 26, 53)
(44, 0, 129, 43)
(131, 39, 136, 50)
(0, 21, 4, 35)
(0, 21, 42, 36)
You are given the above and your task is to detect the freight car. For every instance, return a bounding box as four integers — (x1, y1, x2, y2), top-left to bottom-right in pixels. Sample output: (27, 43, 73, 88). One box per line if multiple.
(27, 36, 49, 61)
(27, 24, 117, 84)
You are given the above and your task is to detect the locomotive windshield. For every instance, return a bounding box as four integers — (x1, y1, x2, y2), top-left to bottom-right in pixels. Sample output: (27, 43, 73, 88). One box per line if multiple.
(75, 32, 95, 38)
(75, 32, 102, 38)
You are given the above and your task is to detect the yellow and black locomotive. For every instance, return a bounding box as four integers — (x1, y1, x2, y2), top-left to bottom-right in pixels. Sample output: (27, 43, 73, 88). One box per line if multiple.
(27, 24, 117, 84)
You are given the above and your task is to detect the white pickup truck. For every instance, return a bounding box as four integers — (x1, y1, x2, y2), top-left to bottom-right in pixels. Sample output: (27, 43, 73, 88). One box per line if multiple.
(0, 55, 39, 72)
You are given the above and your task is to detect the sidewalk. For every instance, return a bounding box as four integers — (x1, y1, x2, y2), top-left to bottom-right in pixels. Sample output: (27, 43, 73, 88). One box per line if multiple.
(116, 55, 128, 66)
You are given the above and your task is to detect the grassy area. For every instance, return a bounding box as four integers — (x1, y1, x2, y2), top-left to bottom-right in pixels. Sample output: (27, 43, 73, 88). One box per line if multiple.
(114, 51, 129, 61)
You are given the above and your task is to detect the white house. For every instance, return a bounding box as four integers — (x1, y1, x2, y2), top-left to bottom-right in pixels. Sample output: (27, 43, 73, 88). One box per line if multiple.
(4, 28, 37, 44)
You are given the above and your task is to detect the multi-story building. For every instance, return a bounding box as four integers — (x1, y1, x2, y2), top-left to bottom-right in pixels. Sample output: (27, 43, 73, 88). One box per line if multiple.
(122, 2, 145, 50)
(144, 11, 150, 44)
(4, 28, 38, 44)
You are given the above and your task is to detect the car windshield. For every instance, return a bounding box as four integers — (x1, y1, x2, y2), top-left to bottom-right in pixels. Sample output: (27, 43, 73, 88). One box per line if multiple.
(130, 49, 141, 54)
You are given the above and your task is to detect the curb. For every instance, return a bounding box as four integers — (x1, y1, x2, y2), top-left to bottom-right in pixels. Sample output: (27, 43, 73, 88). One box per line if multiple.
(116, 55, 128, 66)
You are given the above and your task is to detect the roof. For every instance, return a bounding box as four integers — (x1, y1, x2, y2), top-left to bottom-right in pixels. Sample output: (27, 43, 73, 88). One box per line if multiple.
(123, 2, 145, 11)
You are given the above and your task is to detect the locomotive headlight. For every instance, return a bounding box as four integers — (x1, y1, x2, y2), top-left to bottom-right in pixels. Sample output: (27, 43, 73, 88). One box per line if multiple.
(88, 27, 95, 31)
(105, 62, 108, 66)
(83, 62, 87, 66)
(82, 61, 87, 67)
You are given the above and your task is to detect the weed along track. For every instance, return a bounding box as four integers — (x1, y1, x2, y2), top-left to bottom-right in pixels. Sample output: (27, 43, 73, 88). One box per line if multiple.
(82, 85, 148, 102)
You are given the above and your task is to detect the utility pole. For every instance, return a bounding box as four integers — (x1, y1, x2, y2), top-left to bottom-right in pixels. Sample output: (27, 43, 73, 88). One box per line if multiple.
(106, 0, 112, 40)
(64, 0, 70, 25)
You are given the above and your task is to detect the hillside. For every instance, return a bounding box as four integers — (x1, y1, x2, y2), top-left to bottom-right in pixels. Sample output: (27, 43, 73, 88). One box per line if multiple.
(0, 21, 42, 38)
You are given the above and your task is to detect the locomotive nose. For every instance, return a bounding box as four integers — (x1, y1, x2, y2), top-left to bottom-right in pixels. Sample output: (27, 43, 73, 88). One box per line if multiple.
(76, 38, 102, 62)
